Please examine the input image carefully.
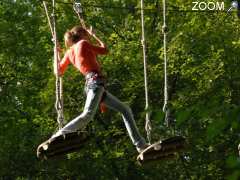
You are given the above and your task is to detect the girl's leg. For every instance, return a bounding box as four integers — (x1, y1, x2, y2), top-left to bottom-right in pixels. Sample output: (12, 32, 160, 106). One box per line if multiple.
(52, 86, 104, 137)
(103, 91, 146, 148)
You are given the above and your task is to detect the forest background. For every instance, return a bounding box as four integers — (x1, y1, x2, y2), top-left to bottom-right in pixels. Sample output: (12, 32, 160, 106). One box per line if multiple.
(0, 0, 240, 179)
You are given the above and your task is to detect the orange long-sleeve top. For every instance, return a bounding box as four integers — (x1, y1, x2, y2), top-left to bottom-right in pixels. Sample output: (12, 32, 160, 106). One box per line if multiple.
(59, 40, 108, 76)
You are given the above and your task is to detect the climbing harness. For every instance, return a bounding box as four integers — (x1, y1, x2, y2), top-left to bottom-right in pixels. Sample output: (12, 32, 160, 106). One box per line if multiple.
(140, 0, 151, 144)
(73, 0, 86, 29)
(43, 1, 65, 129)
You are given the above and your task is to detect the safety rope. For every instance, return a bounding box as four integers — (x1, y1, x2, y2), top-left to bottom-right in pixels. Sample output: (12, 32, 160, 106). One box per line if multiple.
(43, 1, 54, 36)
(43, 1, 64, 129)
(53, 0, 64, 129)
(73, 0, 86, 29)
(162, 0, 170, 127)
(140, 0, 151, 144)
(162, 0, 176, 130)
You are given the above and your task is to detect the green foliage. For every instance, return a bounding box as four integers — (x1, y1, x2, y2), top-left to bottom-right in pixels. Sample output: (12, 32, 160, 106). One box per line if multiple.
(0, 0, 240, 179)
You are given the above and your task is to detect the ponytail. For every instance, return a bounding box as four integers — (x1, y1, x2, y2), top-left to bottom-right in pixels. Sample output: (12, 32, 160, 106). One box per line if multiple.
(64, 26, 87, 45)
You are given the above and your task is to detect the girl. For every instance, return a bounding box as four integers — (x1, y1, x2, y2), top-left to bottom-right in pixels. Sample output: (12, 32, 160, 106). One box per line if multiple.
(52, 26, 148, 153)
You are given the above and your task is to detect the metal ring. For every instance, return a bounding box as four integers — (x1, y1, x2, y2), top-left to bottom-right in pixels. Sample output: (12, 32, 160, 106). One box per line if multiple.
(73, 2, 83, 14)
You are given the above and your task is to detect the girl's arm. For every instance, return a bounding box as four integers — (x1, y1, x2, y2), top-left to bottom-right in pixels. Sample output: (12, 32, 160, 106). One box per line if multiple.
(54, 46, 70, 76)
(86, 29, 108, 54)
(86, 28, 108, 53)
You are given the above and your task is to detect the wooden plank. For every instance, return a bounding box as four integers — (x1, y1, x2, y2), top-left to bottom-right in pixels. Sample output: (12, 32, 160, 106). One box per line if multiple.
(137, 153, 176, 166)
(137, 136, 187, 164)
(37, 131, 89, 160)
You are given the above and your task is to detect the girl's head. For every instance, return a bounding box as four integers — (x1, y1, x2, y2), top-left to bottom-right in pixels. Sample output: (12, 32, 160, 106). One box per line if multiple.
(64, 26, 88, 48)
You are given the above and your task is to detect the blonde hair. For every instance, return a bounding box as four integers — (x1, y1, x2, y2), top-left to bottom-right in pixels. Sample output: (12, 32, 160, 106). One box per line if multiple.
(64, 26, 88, 46)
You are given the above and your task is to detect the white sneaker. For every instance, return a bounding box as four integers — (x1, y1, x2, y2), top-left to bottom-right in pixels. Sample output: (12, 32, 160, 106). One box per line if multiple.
(136, 143, 150, 153)
(50, 130, 64, 139)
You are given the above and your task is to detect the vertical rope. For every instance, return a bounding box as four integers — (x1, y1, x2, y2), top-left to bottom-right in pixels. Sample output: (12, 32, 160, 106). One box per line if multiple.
(43, 1, 54, 37)
(162, 0, 175, 129)
(140, 0, 151, 143)
(52, 0, 64, 129)
(162, 0, 168, 114)
(73, 1, 86, 29)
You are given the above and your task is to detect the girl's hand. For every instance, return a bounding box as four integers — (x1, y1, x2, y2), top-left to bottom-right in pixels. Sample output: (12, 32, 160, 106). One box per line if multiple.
(56, 41, 63, 53)
(86, 26, 95, 36)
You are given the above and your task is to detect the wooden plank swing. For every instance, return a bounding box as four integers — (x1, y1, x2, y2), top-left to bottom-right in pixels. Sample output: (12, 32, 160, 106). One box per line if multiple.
(37, 131, 89, 160)
(137, 136, 187, 165)
(137, 0, 187, 165)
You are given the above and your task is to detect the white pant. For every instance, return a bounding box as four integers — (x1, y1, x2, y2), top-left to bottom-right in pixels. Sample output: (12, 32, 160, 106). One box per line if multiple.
(56, 75, 146, 148)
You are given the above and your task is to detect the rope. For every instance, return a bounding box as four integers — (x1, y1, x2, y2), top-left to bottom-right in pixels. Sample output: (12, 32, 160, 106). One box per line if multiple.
(43, 0, 64, 129)
(52, 0, 64, 129)
(162, 0, 168, 114)
(162, 0, 175, 129)
(55, 77, 64, 129)
(140, 0, 151, 144)
(73, 0, 86, 29)
(43, 1, 54, 36)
